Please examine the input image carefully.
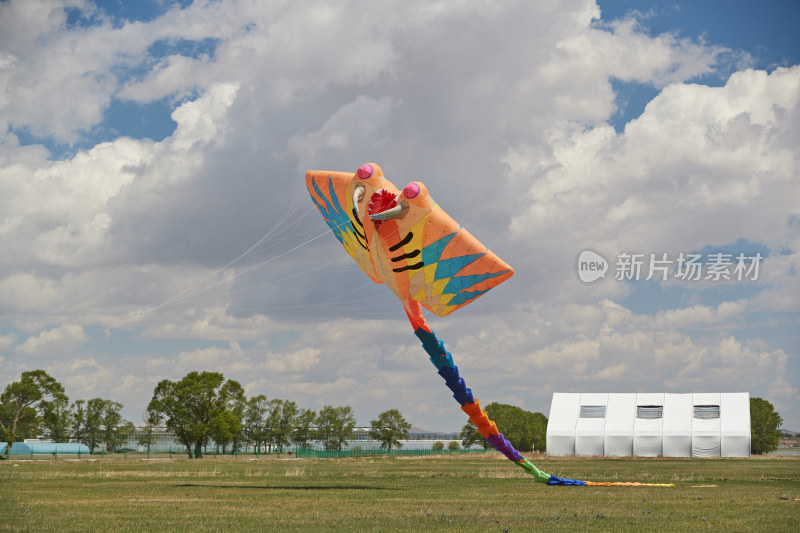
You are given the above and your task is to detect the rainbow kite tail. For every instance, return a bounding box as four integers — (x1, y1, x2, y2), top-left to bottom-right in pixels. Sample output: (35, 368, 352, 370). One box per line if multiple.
(404, 301, 558, 485)
(403, 301, 674, 488)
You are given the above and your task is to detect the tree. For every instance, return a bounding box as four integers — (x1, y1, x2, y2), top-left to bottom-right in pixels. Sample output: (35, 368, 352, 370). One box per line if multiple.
(271, 399, 298, 454)
(315, 405, 356, 451)
(96, 400, 134, 453)
(146, 371, 244, 459)
(460, 421, 490, 450)
(263, 399, 279, 453)
(70, 398, 136, 453)
(138, 414, 157, 453)
(227, 386, 248, 452)
(460, 403, 548, 452)
(70, 400, 87, 447)
(447, 441, 460, 451)
(41, 394, 72, 442)
(244, 395, 270, 453)
(369, 409, 411, 450)
(750, 397, 783, 455)
(0, 370, 67, 457)
(198, 379, 246, 455)
(209, 410, 241, 453)
(71, 398, 133, 453)
(292, 408, 316, 449)
(82, 398, 106, 452)
(117, 421, 136, 452)
(264, 399, 297, 453)
(484, 402, 547, 452)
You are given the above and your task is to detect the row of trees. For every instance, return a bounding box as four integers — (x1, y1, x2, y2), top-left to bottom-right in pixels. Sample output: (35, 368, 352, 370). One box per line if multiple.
(2, 369, 786, 458)
(144, 372, 418, 458)
(0, 370, 547, 459)
(0, 370, 418, 460)
(0, 370, 135, 455)
(145, 371, 363, 458)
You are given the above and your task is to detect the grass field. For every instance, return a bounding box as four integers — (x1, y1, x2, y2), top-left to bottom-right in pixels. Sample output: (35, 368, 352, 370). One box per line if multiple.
(1, 452, 798, 532)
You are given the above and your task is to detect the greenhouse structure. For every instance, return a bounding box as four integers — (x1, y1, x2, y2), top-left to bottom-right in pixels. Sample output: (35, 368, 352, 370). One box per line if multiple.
(546, 392, 751, 457)
(0, 441, 91, 456)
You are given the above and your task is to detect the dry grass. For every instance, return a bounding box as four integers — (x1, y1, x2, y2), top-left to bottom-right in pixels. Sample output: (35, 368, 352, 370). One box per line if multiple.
(0, 454, 798, 532)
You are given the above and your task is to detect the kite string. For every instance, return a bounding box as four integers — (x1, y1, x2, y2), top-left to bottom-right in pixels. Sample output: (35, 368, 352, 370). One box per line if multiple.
(1, 188, 322, 358)
(152, 188, 314, 310)
(152, 220, 331, 310)
(166, 256, 376, 310)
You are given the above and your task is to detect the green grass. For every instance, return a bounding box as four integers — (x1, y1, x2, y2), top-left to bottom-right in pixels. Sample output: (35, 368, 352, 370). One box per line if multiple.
(1, 453, 798, 532)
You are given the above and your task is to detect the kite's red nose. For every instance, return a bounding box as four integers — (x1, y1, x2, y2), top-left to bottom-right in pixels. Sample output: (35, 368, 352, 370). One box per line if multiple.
(367, 189, 398, 227)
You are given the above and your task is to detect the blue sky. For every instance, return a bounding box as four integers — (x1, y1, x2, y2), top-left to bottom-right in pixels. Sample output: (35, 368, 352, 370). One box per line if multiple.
(602, 0, 800, 131)
(1, 0, 798, 434)
(600, 0, 799, 66)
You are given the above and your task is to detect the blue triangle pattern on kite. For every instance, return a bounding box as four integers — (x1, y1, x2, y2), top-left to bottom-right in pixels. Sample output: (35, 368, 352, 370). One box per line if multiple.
(434, 253, 485, 281)
(310, 175, 350, 244)
(442, 270, 511, 295)
(420, 232, 457, 266)
(448, 288, 492, 307)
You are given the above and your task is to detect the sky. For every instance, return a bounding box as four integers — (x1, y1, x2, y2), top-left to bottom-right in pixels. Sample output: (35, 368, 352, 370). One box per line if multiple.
(1, 0, 798, 434)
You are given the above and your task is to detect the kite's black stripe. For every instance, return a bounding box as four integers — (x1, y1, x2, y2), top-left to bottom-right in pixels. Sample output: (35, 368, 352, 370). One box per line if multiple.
(393, 262, 424, 273)
(391, 249, 421, 262)
(389, 232, 414, 252)
(350, 224, 368, 250)
(351, 208, 364, 228)
(350, 222, 365, 241)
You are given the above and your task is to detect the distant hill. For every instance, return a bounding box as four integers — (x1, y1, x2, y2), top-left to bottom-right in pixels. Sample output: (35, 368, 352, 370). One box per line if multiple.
(409, 426, 459, 439)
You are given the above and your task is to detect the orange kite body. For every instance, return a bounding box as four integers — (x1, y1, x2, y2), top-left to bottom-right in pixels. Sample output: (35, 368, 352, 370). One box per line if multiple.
(306, 163, 513, 318)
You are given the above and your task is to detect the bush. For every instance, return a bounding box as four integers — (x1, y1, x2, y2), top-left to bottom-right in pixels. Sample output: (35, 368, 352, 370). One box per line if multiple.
(431, 441, 444, 451)
(447, 441, 460, 451)
(751, 397, 783, 454)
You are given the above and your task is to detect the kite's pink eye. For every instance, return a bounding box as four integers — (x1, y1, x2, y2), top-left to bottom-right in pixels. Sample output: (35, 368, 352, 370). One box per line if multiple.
(404, 183, 421, 198)
(357, 164, 373, 179)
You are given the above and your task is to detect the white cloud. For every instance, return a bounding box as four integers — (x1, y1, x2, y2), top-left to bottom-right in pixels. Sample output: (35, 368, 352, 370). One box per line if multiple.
(0, 137, 151, 267)
(550, 16, 734, 87)
(653, 301, 747, 329)
(169, 82, 239, 151)
(118, 54, 212, 103)
(287, 95, 400, 171)
(0, 0, 796, 432)
(177, 341, 245, 368)
(46, 357, 111, 396)
(18, 324, 85, 353)
(0, 332, 17, 353)
(508, 66, 800, 261)
(259, 347, 321, 373)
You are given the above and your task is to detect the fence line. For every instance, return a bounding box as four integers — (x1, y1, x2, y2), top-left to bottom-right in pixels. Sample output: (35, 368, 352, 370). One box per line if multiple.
(4, 443, 489, 460)
(294, 445, 488, 458)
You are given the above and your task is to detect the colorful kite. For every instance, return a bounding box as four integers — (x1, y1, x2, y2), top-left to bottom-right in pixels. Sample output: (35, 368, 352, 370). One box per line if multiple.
(307, 163, 672, 487)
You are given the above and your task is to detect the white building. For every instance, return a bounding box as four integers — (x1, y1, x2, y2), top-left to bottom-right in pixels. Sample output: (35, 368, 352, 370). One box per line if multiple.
(546, 392, 750, 457)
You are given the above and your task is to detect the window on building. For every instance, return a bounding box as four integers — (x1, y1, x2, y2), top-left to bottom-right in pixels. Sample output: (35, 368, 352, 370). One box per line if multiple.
(579, 405, 606, 418)
(636, 405, 663, 419)
(693, 405, 720, 419)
